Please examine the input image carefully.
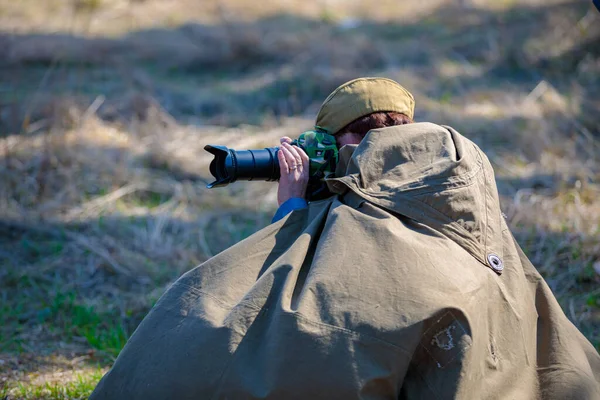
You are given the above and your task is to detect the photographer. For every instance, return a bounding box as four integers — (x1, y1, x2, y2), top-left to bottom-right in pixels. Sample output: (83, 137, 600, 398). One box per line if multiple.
(91, 78, 600, 399)
(274, 108, 413, 222)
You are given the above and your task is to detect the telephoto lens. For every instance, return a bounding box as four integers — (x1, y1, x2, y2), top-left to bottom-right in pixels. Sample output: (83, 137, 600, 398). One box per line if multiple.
(204, 145, 280, 188)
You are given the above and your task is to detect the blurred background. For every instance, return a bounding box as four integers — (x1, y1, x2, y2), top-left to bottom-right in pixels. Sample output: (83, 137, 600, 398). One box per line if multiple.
(0, 0, 599, 397)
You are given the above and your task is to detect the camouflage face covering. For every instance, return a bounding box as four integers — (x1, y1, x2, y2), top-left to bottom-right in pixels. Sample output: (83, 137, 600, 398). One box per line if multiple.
(315, 77, 415, 135)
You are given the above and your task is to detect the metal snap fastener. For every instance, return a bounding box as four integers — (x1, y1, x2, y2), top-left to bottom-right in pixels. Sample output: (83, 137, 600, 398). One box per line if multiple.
(487, 253, 504, 273)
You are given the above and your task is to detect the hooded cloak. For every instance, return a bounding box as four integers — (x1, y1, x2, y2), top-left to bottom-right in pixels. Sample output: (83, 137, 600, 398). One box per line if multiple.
(91, 123, 600, 399)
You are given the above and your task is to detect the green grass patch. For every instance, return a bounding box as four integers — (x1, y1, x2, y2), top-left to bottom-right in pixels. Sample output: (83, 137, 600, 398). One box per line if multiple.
(19, 238, 66, 262)
(586, 292, 600, 309)
(41, 292, 128, 359)
(3, 367, 104, 400)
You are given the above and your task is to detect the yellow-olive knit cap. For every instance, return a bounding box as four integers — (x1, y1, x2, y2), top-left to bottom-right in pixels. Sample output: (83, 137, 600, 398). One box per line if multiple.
(315, 77, 415, 135)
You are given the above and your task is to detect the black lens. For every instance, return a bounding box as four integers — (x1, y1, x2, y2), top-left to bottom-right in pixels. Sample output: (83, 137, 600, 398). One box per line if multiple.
(205, 145, 280, 188)
(229, 148, 280, 182)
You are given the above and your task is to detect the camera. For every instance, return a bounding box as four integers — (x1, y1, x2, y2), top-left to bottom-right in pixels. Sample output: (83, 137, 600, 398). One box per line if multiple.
(205, 130, 339, 201)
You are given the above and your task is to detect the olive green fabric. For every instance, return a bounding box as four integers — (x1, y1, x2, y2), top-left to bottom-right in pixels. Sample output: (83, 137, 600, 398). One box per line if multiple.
(315, 77, 415, 135)
(91, 123, 600, 399)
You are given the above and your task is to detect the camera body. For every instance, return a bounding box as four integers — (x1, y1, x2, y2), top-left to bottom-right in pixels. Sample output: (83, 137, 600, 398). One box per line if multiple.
(292, 130, 338, 178)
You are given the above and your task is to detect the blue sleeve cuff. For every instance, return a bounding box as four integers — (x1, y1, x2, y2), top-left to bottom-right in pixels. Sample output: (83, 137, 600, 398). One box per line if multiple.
(272, 197, 308, 223)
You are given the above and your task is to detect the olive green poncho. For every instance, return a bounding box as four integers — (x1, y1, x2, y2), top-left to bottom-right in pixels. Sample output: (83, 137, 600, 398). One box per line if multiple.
(91, 123, 600, 399)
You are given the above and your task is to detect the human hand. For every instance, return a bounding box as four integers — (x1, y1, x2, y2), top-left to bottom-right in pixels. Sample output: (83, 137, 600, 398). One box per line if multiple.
(277, 136, 309, 206)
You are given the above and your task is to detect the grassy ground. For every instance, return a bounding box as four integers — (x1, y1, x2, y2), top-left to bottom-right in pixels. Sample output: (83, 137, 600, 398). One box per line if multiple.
(1, 0, 599, 398)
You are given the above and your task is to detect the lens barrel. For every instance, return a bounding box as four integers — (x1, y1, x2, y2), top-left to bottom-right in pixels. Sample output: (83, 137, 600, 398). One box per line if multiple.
(205, 145, 280, 188)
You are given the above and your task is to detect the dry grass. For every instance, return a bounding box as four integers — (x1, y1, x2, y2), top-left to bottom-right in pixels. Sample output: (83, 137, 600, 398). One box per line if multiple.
(1, 0, 599, 397)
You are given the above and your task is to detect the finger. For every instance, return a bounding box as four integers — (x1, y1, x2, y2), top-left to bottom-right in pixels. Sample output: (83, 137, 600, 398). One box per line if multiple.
(300, 151, 310, 174)
(282, 143, 300, 171)
(278, 147, 289, 175)
(280, 136, 293, 145)
(298, 146, 309, 163)
(283, 143, 302, 167)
